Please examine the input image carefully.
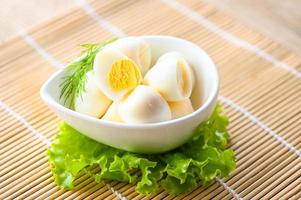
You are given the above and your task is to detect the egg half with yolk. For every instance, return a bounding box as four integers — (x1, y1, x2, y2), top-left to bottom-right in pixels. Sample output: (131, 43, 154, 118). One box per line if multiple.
(93, 49, 142, 100)
(168, 98, 194, 119)
(144, 52, 195, 102)
(105, 37, 151, 75)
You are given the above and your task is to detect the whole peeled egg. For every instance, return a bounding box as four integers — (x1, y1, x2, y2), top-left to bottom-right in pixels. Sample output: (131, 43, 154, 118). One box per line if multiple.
(93, 49, 142, 101)
(74, 71, 112, 118)
(109, 85, 172, 124)
(144, 52, 195, 102)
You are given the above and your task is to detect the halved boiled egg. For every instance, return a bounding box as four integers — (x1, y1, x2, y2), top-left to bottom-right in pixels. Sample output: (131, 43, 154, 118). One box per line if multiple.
(144, 52, 194, 102)
(105, 37, 151, 75)
(168, 98, 194, 119)
(74, 71, 112, 118)
(93, 49, 142, 100)
(102, 101, 123, 122)
(103, 85, 171, 124)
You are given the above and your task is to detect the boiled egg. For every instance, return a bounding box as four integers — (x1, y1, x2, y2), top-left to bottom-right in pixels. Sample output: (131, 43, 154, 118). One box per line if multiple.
(144, 52, 194, 101)
(93, 49, 142, 100)
(74, 71, 112, 118)
(102, 101, 123, 122)
(168, 98, 194, 119)
(117, 85, 171, 124)
(105, 37, 151, 75)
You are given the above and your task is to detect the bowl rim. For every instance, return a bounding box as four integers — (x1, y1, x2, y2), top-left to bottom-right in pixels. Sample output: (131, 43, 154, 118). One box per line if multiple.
(40, 35, 219, 129)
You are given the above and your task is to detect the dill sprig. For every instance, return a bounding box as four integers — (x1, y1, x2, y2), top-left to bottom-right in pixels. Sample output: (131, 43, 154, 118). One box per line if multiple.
(59, 37, 118, 108)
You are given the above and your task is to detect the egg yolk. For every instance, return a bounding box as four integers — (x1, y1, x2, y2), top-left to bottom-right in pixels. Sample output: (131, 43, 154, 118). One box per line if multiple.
(177, 60, 189, 96)
(108, 58, 141, 91)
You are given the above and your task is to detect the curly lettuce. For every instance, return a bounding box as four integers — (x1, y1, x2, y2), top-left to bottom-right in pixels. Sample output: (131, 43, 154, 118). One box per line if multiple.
(47, 104, 236, 195)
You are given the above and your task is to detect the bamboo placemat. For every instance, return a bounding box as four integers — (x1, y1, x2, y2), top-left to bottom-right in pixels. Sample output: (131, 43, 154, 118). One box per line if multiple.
(0, 0, 300, 199)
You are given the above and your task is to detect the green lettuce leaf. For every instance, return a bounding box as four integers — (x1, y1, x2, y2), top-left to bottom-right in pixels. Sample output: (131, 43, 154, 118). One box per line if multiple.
(47, 104, 236, 195)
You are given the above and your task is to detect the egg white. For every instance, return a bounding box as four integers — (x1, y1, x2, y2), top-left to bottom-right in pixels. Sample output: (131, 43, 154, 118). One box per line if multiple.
(118, 85, 171, 124)
(93, 49, 142, 101)
(144, 52, 194, 101)
(105, 37, 151, 75)
(102, 101, 124, 122)
(168, 98, 194, 119)
(74, 71, 112, 118)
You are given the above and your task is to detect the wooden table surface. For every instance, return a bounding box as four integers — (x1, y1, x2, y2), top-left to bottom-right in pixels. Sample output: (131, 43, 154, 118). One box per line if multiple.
(1, 0, 301, 55)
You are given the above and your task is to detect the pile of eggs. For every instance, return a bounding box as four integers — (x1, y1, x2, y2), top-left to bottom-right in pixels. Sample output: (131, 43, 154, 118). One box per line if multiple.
(74, 37, 195, 124)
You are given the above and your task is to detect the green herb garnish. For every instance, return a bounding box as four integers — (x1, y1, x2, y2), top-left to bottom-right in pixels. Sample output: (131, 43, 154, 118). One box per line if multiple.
(59, 38, 118, 108)
(47, 104, 236, 195)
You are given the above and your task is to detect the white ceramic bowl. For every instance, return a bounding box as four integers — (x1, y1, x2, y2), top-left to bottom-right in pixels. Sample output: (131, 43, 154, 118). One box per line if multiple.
(40, 35, 219, 153)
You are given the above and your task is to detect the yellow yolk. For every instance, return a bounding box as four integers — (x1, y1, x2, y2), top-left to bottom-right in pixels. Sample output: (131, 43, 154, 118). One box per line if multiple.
(177, 60, 189, 97)
(107, 58, 141, 91)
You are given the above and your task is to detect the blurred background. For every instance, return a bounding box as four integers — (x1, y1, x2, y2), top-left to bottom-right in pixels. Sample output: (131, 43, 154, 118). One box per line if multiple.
(1, 0, 301, 54)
